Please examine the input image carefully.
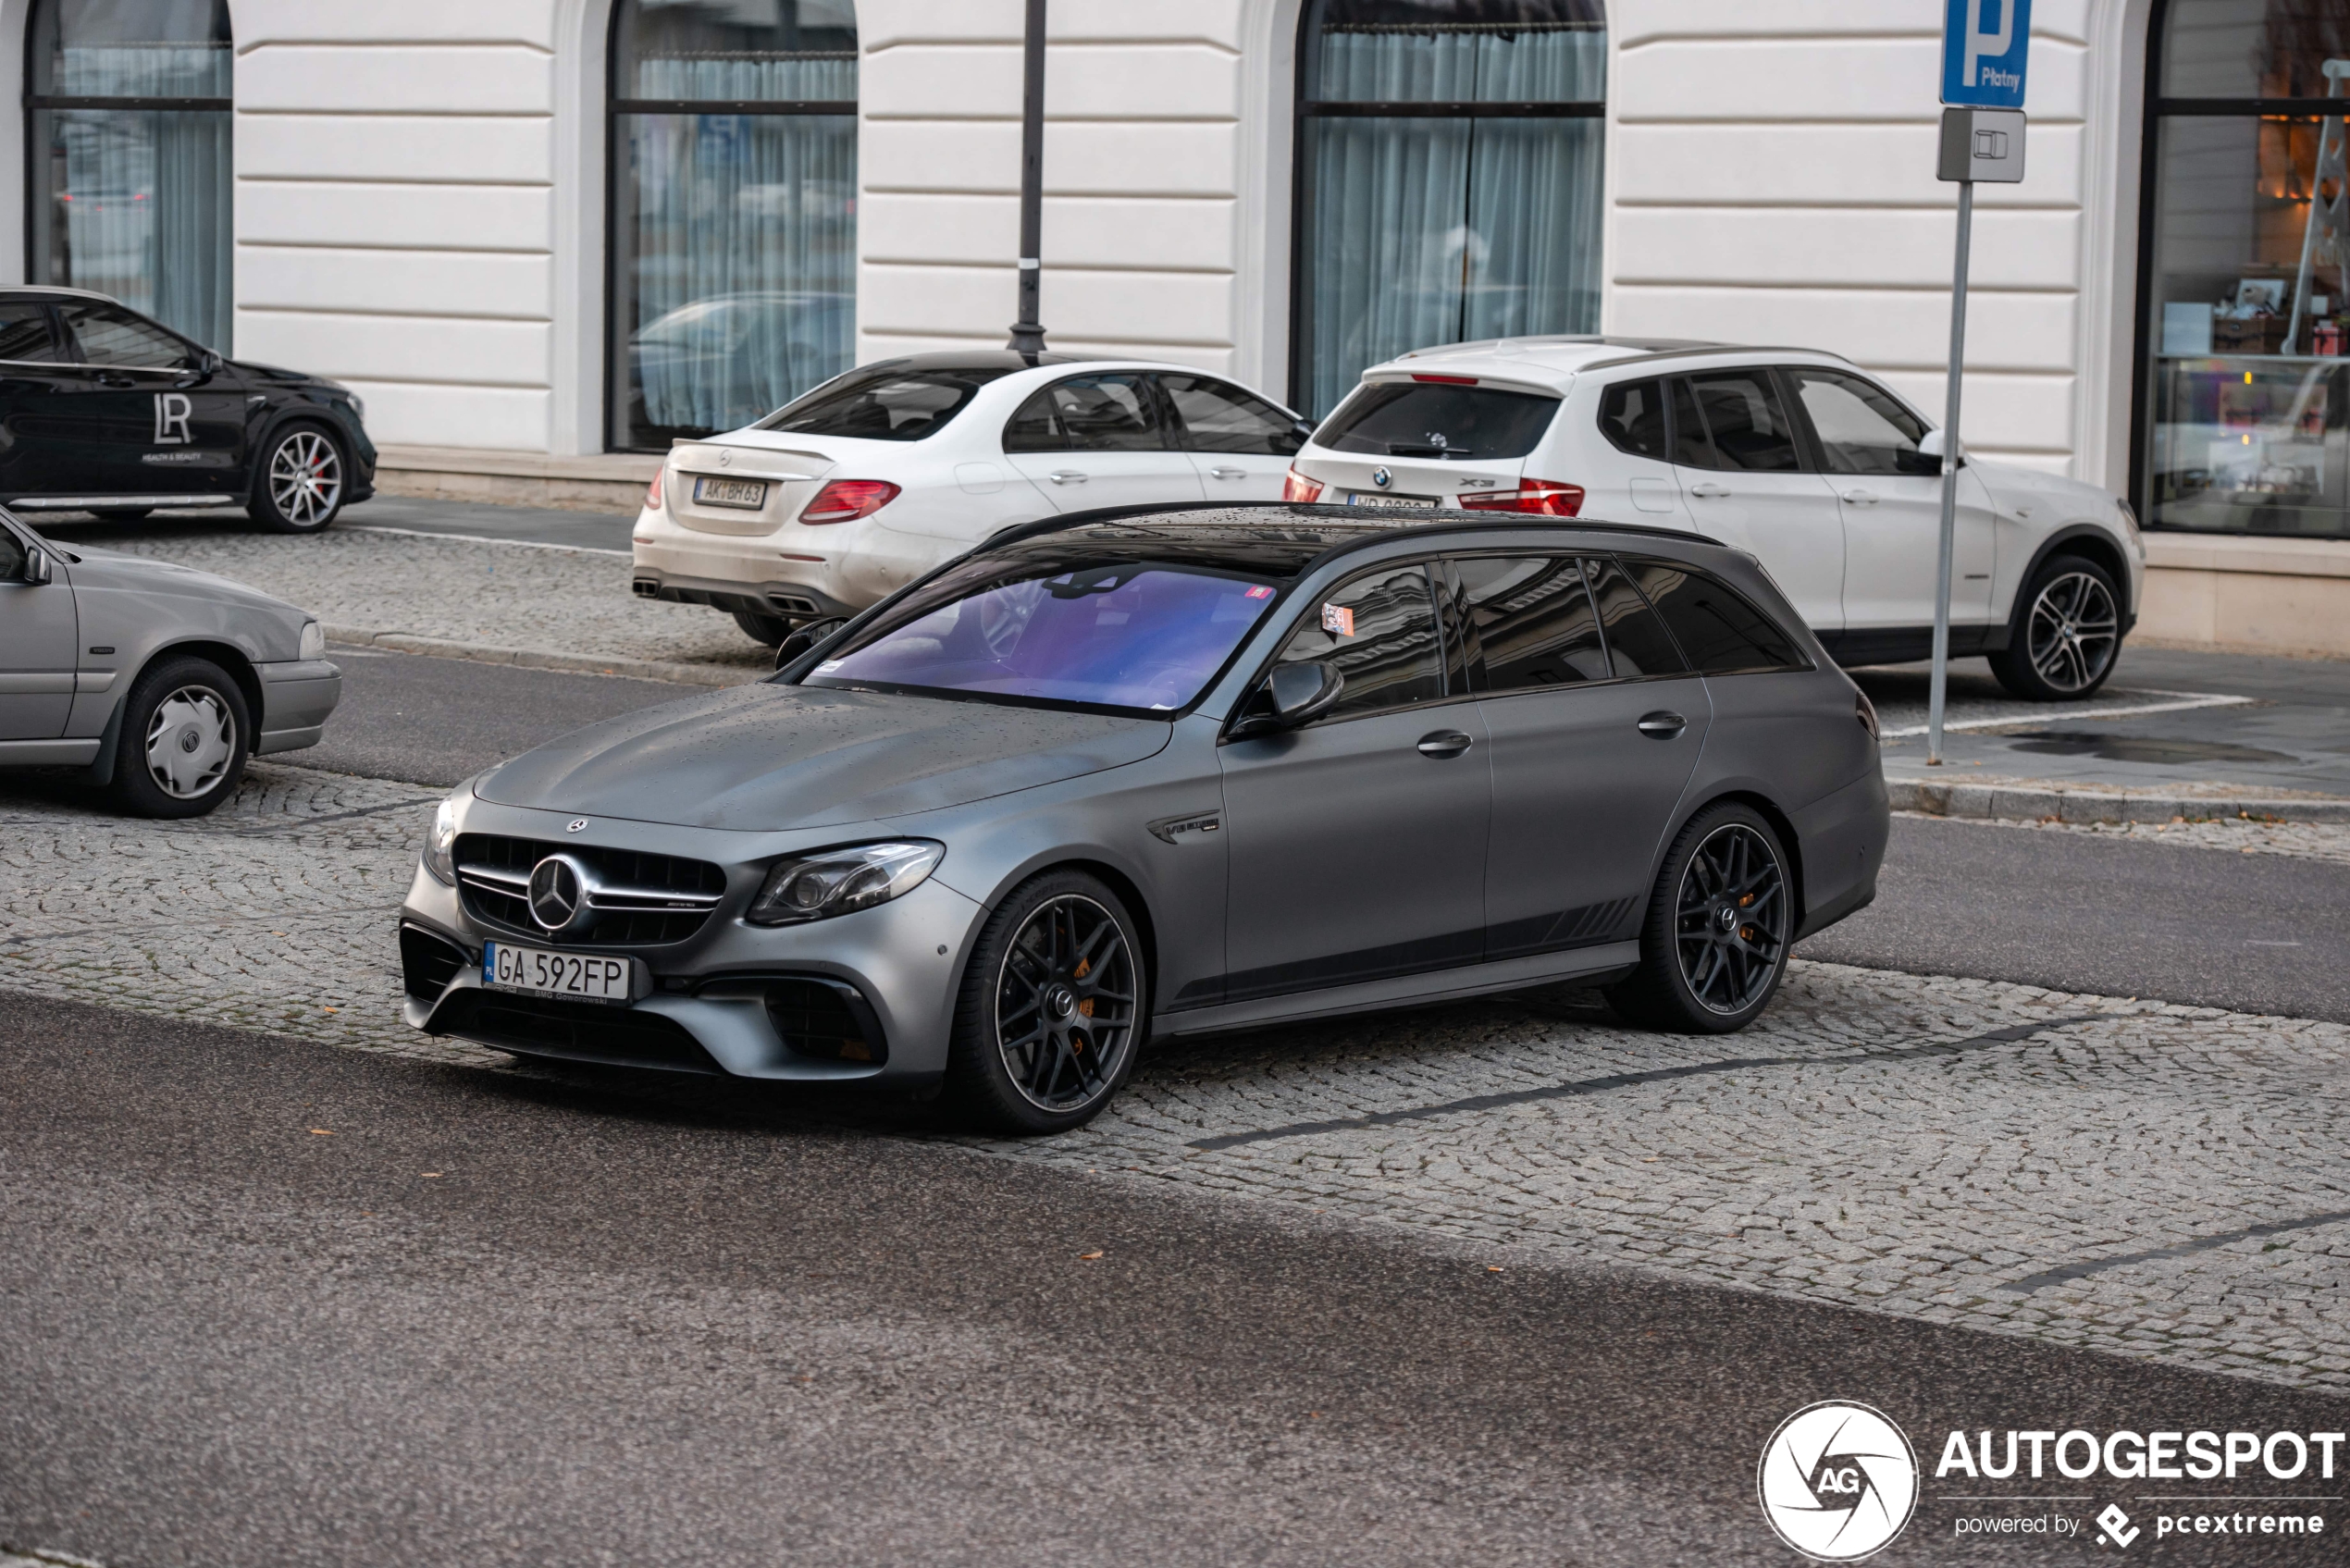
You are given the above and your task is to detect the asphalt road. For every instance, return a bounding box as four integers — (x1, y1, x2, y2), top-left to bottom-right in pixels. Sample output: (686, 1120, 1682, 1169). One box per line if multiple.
(4, 994, 2342, 1568)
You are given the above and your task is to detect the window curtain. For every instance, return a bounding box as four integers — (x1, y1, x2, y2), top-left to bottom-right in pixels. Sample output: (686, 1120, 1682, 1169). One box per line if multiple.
(1302, 24, 1605, 416)
(623, 54, 858, 438)
(46, 41, 232, 351)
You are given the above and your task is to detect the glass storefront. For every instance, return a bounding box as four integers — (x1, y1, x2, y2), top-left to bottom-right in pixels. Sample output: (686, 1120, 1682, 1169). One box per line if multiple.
(26, 0, 233, 352)
(2144, 0, 2350, 534)
(1292, 0, 1605, 419)
(609, 0, 857, 451)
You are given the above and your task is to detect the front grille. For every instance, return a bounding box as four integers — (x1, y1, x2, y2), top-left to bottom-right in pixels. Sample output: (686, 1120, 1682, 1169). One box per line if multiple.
(434, 991, 724, 1074)
(400, 924, 469, 1002)
(762, 978, 885, 1064)
(454, 833, 727, 945)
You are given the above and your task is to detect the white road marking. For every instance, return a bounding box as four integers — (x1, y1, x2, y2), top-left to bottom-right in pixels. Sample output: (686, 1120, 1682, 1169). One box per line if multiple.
(1880, 689, 2257, 738)
(343, 524, 633, 559)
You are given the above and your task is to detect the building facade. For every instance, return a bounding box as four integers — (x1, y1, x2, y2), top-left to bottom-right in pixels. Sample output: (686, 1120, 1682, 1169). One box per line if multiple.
(2, 0, 2344, 652)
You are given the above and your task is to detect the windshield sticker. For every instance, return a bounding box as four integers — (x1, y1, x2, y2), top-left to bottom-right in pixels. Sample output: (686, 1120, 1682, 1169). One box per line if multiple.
(1321, 604, 1356, 637)
(814, 659, 846, 673)
(1245, 585, 1274, 599)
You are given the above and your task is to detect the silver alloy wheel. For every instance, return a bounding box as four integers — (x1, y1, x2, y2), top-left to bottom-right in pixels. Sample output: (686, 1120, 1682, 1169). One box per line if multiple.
(993, 893, 1138, 1113)
(142, 685, 236, 799)
(267, 429, 343, 526)
(2023, 569, 2119, 696)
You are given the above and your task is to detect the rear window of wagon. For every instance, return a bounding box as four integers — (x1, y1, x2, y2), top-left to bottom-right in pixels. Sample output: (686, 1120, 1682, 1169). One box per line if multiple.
(1315, 381, 1561, 461)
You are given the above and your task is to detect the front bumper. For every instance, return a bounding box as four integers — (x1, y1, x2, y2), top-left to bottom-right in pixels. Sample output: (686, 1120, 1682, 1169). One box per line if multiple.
(396, 808, 983, 1087)
(255, 658, 341, 754)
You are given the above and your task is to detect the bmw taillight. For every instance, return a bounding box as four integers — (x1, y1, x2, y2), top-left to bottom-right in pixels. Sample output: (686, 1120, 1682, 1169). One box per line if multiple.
(645, 464, 665, 511)
(1282, 468, 1327, 504)
(800, 479, 901, 525)
(1457, 479, 1583, 516)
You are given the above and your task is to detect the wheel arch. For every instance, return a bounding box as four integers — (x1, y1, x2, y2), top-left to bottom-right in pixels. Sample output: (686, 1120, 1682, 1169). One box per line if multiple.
(1666, 786, 1808, 931)
(1047, 856, 1160, 1013)
(2013, 524, 2133, 626)
(135, 637, 264, 728)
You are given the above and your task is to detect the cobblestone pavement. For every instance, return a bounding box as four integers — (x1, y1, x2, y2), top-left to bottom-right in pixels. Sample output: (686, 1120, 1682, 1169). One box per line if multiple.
(1901, 809, 2350, 866)
(82, 526, 769, 673)
(5, 764, 2345, 1396)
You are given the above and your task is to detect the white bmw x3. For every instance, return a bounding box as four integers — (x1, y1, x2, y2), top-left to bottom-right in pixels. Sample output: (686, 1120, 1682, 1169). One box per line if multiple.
(631, 350, 1311, 644)
(1283, 337, 2146, 700)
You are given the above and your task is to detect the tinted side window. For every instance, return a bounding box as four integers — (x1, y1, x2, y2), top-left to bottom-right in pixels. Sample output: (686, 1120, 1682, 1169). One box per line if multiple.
(1682, 369, 1802, 473)
(1668, 377, 1717, 467)
(1455, 555, 1607, 693)
(1623, 558, 1810, 674)
(0, 304, 58, 362)
(1002, 373, 1166, 454)
(1784, 367, 1936, 476)
(1158, 374, 1304, 455)
(1272, 562, 1443, 721)
(58, 302, 196, 369)
(1597, 378, 1669, 461)
(1581, 558, 1692, 679)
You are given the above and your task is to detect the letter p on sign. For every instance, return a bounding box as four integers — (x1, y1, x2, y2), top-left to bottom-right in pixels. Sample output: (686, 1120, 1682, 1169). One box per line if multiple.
(1942, 0, 2031, 109)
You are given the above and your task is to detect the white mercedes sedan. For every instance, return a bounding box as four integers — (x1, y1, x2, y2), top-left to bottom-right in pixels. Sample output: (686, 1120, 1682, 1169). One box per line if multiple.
(630, 351, 1314, 644)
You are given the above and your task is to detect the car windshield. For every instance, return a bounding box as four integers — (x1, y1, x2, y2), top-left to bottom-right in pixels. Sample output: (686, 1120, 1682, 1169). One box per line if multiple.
(1315, 381, 1561, 460)
(802, 556, 1285, 713)
(757, 364, 1014, 442)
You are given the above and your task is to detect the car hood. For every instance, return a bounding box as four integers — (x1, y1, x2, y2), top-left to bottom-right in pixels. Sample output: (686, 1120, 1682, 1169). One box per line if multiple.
(476, 682, 1172, 832)
(64, 544, 311, 623)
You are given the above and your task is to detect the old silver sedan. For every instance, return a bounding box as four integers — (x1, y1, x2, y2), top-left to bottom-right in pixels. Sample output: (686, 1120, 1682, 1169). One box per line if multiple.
(0, 512, 340, 816)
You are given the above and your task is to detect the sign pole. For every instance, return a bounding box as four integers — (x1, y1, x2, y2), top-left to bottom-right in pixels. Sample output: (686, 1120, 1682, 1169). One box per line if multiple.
(1006, 0, 1048, 355)
(1928, 179, 1972, 767)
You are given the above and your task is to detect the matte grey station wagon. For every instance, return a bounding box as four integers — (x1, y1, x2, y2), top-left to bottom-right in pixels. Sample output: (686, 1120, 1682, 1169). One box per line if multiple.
(400, 505, 1889, 1133)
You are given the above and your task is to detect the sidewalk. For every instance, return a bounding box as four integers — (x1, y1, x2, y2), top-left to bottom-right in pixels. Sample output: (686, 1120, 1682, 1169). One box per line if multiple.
(1858, 646, 2350, 822)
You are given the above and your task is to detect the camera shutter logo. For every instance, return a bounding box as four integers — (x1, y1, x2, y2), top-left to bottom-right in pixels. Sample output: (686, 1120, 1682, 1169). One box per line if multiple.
(1757, 1401, 1919, 1561)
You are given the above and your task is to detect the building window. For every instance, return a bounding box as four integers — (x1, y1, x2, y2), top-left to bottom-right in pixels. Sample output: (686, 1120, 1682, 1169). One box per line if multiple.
(1291, 0, 1605, 418)
(609, 0, 858, 452)
(2142, 0, 2350, 536)
(26, 0, 232, 352)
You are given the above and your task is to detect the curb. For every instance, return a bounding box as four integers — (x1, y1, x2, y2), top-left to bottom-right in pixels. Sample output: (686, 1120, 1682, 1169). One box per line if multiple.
(1888, 778, 2350, 825)
(321, 625, 761, 688)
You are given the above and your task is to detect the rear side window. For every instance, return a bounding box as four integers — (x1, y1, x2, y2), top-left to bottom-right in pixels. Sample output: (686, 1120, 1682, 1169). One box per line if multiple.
(1621, 558, 1810, 674)
(1314, 382, 1559, 461)
(1003, 373, 1169, 453)
(1272, 562, 1443, 720)
(1158, 374, 1304, 455)
(1676, 370, 1803, 474)
(1597, 378, 1669, 461)
(1454, 555, 1608, 692)
(761, 366, 1010, 441)
(1581, 558, 1692, 680)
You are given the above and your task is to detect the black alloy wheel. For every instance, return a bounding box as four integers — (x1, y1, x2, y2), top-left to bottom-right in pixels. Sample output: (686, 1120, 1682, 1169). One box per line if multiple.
(108, 655, 252, 819)
(1607, 802, 1792, 1033)
(1988, 555, 2122, 701)
(946, 870, 1144, 1133)
(250, 424, 347, 533)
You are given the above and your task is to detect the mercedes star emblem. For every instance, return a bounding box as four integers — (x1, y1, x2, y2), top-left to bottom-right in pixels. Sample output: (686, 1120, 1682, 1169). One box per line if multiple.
(718, 449, 733, 466)
(566, 818, 590, 833)
(1372, 466, 1391, 488)
(526, 854, 589, 932)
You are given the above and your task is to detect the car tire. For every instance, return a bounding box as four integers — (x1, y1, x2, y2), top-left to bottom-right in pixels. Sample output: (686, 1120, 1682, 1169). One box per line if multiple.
(108, 655, 252, 819)
(1987, 554, 2123, 702)
(1604, 801, 1793, 1034)
(944, 869, 1146, 1135)
(732, 607, 795, 645)
(249, 423, 348, 534)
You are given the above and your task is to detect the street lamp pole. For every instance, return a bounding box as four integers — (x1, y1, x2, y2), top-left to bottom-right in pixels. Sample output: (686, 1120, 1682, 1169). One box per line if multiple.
(1007, 0, 1048, 356)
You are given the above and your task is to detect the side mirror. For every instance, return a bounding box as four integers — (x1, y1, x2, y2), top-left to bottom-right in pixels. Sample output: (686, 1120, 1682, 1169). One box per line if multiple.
(22, 544, 51, 585)
(1227, 660, 1344, 739)
(774, 615, 848, 672)
(1916, 428, 1958, 471)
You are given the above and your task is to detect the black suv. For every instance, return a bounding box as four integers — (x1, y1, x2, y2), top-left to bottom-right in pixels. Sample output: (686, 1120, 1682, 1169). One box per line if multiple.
(0, 287, 375, 533)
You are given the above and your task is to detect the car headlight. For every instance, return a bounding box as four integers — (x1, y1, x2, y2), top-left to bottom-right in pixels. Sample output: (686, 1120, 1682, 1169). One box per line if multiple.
(422, 793, 460, 884)
(748, 841, 943, 927)
(299, 619, 325, 660)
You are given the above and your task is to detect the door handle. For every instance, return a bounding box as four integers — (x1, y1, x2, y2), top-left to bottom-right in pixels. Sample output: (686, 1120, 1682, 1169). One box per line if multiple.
(1046, 470, 1087, 485)
(1637, 710, 1687, 739)
(1208, 466, 1247, 480)
(95, 372, 135, 388)
(1688, 482, 1730, 499)
(1841, 488, 1879, 505)
(1416, 729, 1473, 759)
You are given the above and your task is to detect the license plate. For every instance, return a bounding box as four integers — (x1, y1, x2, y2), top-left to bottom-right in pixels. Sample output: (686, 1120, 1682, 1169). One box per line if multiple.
(693, 475, 768, 510)
(1347, 493, 1437, 509)
(482, 941, 636, 1002)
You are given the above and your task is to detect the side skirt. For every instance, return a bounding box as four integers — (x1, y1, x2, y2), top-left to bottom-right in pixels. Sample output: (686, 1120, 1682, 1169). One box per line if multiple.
(1152, 940, 1641, 1042)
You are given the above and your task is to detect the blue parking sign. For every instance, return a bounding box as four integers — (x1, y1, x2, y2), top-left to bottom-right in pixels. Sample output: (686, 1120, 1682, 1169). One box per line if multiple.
(1942, 0, 2030, 108)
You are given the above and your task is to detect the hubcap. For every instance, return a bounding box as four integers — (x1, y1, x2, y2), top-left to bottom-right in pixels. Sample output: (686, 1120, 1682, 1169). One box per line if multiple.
(994, 894, 1137, 1114)
(1674, 823, 1788, 1016)
(268, 430, 342, 526)
(142, 685, 235, 799)
(2024, 571, 2118, 696)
